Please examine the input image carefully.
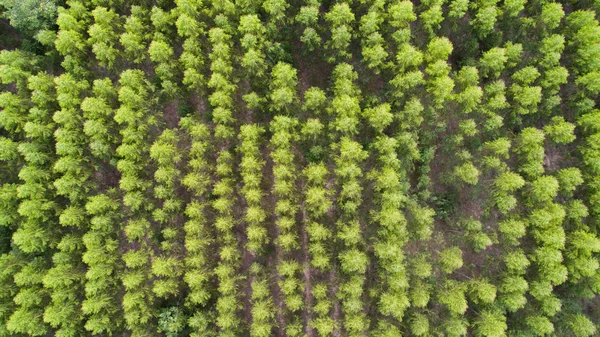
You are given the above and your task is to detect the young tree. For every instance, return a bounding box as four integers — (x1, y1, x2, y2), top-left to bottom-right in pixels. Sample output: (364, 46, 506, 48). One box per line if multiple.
(269, 116, 304, 335)
(304, 162, 333, 270)
(81, 78, 119, 159)
(212, 149, 243, 336)
(88, 7, 121, 69)
(325, 3, 355, 62)
(180, 119, 212, 313)
(82, 192, 124, 335)
(13, 72, 59, 253)
(44, 71, 92, 337)
(471, 0, 499, 38)
(360, 8, 389, 73)
(420, 0, 444, 36)
(239, 14, 268, 80)
(388, 1, 415, 45)
(329, 63, 361, 136)
(439, 246, 463, 274)
(120, 6, 150, 64)
(514, 127, 545, 178)
(455, 66, 483, 113)
(370, 135, 410, 326)
(6, 258, 50, 336)
(473, 309, 507, 337)
(296, 1, 321, 51)
(334, 137, 369, 337)
(310, 283, 336, 337)
(150, 129, 185, 299)
(239, 125, 268, 252)
(208, 26, 235, 140)
(480, 48, 507, 79)
(250, 270, 275, 337)
(425, 38, 454, 108)
(115, 69, 157, 336)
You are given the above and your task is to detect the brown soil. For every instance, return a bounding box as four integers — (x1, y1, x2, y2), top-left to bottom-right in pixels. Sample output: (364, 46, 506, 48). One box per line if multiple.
(300, 205, 315, 337)
(292, 38, 334, 96)
(189, 94, 207, 118)
(163, 99, 180, 129)
(329, 269, 342, 337)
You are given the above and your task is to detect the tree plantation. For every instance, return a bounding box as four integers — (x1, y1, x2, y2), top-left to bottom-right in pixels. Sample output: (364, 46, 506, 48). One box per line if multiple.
(0, 0, 600, 336)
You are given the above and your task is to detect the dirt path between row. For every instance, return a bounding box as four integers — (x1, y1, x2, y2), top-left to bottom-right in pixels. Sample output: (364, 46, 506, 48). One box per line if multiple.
(301, 205, 315, 337)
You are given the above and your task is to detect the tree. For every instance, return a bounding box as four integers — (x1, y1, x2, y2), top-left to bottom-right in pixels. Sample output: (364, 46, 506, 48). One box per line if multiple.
(88, 7, 120, 69)
(565, 230, 600, 280)
(120, 6, 149, 64)
(426, 37, 453, 61)
(474, 309, 507, 337)
(325, 3, 355, 61)
(499, 219, 526, 245)
(454, 162, 480, 185)
(555, 167, 583, 196)
(502, 0, 525, 17)
(303, 87, 326, 113)
(439, 247, 463, 274)
(6, 258, 49, 336)
(540, 3, 564, 31)
(449, 0, 468, 18)
(472, 4, 498, 38)
(420, 2, 443, 35)
(364, 103, 392, 132)
(158, 307, 186, 337)
(528, 175, 559, 205)
(270, 62, 298, 113)
(438, 280, 467, 314)
(514, 127, 545, 178)
(410, 313, 429, 336)
(544, 116, 575, 144)
(526, 315, 554, 336)
(469, 279, 496, 304)
(480, 48, 507, 78)
(0, 0, 58, 39)
(566, 314, 596, 337)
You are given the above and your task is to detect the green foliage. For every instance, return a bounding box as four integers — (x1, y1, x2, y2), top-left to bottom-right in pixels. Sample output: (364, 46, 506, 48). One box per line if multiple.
(410, 313, 429, 336)
(469, 279, 497, 304)
(270, 62, 298, 113)
(526, 315, 554, 336)
(544, 116, 575, 144)
(158, 307, 186, 337)
(515, 127, 545, 178)
(528, 175, 559, 205)
(453, 161, 480, 185)
(438, 280, 468, 314)
(480, 48, 507, 79)
(474, 309, 507, 337)
(566, 314, 596, 337)
(325, 2, 354, 61)
(0, 0, 57, 39)
(439, 247, 463, 274)
(0, 2, 599, 336)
